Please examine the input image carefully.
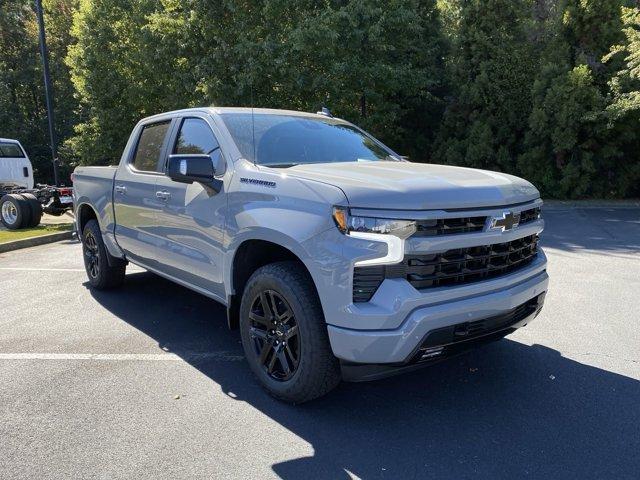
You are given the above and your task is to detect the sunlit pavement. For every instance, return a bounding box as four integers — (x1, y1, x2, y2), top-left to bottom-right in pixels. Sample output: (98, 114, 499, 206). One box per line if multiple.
(0, 206, 638, 479)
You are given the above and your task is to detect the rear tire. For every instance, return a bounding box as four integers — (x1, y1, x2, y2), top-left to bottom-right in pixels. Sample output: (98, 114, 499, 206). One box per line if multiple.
(239, 261, 341, 403)
(0, 194, 31, 230)
(82, 219, 126, 289)
(19, 193, 43, 227)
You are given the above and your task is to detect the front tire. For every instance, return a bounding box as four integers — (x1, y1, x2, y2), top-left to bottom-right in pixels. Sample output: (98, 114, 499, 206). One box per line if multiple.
(239, 262, 341, 403)
(82, 219, 126, 289)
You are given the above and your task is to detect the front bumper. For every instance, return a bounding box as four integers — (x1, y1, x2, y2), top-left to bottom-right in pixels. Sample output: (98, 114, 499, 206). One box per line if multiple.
(327, 267, 548, 377)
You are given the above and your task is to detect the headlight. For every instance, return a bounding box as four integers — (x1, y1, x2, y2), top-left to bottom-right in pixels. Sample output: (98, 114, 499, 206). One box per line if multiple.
(332, 206, 416, 267)
(332, 206, 416, 239)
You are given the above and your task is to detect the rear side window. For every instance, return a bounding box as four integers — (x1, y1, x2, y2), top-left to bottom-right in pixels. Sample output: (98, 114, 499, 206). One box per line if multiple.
(174, 118, 219, 155)
(0, 142, 25, 158)
(132, 121, 171, 172)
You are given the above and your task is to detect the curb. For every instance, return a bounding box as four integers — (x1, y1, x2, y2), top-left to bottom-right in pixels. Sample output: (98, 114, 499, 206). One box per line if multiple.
(0, 230, 75, 253)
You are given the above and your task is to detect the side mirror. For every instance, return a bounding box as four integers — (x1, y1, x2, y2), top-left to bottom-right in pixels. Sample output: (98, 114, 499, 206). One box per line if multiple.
(167, 152, 224, 193)
(167, 149, 224, 185)
(167, 149, 224, 193)
(167, 154, 215, 185)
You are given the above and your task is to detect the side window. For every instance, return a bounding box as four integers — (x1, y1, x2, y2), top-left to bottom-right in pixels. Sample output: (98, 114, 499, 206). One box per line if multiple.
(174, 118, 219, 155)
(131, 121, 171, 172)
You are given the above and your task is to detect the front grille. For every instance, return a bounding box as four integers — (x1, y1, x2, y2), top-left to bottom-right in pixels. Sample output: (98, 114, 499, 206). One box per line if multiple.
(353, 234, 539, 302)
(414, 216, 487, 236)
(412, 206, 540, 238)
(411, 294, 544, 363)
(405, 234, 539, 289)
(519, 207, 541, 225)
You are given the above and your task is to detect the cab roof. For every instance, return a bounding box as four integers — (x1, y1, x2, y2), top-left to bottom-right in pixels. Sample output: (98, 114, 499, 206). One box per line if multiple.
(140, 107, 341, 123)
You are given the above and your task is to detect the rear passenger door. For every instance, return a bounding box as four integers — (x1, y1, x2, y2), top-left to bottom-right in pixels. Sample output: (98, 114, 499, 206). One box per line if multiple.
(113, 120, 173, 266)
(153, 116, 228, 299)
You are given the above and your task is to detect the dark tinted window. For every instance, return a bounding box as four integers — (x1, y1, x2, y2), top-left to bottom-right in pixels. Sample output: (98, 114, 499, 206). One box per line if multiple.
(0, 142, 25, 158)
(132, 121, 171, 172)
(174, 118, 219, 155)
(220, 113, 398, 166)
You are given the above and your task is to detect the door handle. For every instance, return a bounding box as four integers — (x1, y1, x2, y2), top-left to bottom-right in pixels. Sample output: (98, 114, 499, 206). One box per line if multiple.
(115, 185, 126, 195)
(155, 190, 171, 200)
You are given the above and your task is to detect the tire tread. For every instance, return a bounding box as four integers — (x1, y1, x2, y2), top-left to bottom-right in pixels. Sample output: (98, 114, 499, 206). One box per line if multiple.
(240, 261, 340, 403)
(82, 219, 126, 289)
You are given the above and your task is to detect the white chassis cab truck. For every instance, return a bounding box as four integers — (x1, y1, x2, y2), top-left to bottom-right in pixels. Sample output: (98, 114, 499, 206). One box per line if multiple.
(0, 138, 73, 230)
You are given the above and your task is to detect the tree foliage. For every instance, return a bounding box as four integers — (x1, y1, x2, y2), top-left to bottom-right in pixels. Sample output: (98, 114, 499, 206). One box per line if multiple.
(1, 0, 639, 197)
(433, 0, 640, 198)
(515, 0, 639, 198)
(432, 0, 538, 172)
(0, 0, 77, 183)
(65, 0, 447, 165)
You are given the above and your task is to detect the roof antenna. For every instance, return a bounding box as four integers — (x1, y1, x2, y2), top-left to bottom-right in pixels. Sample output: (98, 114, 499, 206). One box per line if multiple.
(251, 83, 257, 165)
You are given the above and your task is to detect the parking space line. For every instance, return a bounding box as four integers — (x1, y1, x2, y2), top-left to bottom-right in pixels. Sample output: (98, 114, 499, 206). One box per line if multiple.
(0, 267, 86, 272)
(0, 352, 244, 361)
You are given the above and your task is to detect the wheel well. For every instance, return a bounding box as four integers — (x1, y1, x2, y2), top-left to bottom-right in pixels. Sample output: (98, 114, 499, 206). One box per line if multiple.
(227, 240, 309, 329)
(77, 203, 98, 233)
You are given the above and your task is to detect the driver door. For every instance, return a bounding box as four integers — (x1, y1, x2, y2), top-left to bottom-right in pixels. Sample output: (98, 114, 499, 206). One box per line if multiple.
(153, 116, 228, 299)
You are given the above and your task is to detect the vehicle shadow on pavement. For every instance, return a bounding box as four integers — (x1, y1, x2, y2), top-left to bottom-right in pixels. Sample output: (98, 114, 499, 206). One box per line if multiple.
(87, 272, 640, 480)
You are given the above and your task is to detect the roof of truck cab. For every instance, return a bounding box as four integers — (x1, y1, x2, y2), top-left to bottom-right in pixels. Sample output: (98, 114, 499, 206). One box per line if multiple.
(140, 107, 341, 122)
(0, 138, 21, 144)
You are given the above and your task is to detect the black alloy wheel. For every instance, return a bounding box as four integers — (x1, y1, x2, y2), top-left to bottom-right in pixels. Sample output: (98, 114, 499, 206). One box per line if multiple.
(239, 261, 341, 403)
(81, 219, 126, 290)
(83, 230, 100, 279)
(249, 289, 300, 381)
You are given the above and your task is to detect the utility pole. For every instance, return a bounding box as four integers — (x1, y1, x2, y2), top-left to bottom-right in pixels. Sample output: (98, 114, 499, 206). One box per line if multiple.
(35, 0, 59, 186)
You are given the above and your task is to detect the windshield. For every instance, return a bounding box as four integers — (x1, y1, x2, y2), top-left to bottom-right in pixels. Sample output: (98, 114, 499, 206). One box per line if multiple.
(219, 113, 399, 167)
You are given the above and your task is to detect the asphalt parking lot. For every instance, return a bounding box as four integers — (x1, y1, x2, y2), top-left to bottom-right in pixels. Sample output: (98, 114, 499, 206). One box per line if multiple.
(1, 206, 639, 479)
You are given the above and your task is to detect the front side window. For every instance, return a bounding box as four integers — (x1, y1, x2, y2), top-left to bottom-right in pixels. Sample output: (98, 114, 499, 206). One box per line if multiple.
(220, 113, 399, 167)
(174, 118, 219, 155)
(0, 142, 25, 158)
(131, 121, 171, 172)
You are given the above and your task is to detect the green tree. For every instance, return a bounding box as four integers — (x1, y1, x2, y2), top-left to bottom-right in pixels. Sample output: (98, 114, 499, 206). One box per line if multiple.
(432, 0, 538, 172)
(67, 0, 447, 164)
(0, 0, 77, 183)
(66, 0, 194, 165)
(602, 6, 640, 196)
(518, 0, 628, 198)
(518, 64, 607, 197)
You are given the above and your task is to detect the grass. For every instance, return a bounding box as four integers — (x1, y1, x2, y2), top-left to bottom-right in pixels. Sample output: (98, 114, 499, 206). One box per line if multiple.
(0, 223, 73, 244)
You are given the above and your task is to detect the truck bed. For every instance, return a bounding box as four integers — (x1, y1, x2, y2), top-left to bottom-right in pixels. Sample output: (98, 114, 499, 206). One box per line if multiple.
(73, 166, 118, 235)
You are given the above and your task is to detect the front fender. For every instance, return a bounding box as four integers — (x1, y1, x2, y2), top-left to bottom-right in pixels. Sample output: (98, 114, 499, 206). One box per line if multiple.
(224, 163, 348, 303)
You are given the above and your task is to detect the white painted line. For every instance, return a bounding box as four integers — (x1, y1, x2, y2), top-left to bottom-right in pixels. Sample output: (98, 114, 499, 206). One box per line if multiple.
(0, 267, 85, 272)
(0, 352, 244, 362)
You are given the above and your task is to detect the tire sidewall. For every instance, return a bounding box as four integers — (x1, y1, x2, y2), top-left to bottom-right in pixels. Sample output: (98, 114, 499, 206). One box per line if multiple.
(82, 220, 107, 288)
(239, 267, 321, 398)
(0, 194, 30, 230)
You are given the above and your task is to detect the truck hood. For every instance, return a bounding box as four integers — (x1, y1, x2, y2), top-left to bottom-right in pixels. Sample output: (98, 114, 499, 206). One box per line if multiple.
(285, 161, 539, 210)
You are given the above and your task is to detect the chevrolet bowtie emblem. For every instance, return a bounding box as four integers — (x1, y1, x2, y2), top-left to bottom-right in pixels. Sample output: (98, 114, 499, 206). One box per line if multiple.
(490, 211, 520, 231)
